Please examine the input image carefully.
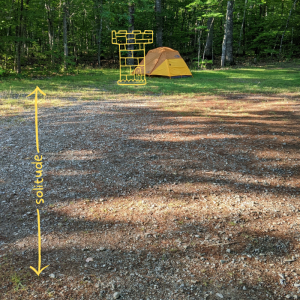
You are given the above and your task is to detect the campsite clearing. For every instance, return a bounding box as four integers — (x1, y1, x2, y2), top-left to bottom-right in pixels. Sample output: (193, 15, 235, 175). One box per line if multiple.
(0, 63, 300, 299)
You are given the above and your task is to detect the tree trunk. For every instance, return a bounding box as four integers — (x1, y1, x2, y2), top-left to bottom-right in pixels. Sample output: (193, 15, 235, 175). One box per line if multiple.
(155, 0, 163, 47)
(57, 0, 61, 56)
(222, 1, 234, 67)
(128, 2, 134, 66)
(193, 8, 197, 48)
(16, 0, 24, 74)
(237, 0, 247, 55)
(221, 5, 228, 67)
(203, 17, 214, 60)
(97, 0, 103, 67)
(98, 14, 103, 67)
(45, 0, 54, 64)
(198, 30, 202, 69)
(225, 1, 234, 65)
(271, 34, 279, 58)
(197, 19, 204, 69)
(279, 0, 298, 54)
(63, 2, 68, 70)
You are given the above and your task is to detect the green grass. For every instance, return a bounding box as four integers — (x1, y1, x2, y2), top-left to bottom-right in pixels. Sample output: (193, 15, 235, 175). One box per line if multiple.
(10, 272, 27, 291)
(1, 62, 300, 97)
(0, 62, 299, 119)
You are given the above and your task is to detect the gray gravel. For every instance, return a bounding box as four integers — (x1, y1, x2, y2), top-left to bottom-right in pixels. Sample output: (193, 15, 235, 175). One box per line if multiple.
(0, 97, 299, 300)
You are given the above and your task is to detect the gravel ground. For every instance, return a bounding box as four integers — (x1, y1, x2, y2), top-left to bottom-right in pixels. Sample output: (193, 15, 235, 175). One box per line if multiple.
(0, 94, 300, 300)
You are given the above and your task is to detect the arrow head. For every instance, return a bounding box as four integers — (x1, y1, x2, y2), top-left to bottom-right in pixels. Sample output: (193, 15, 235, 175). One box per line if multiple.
(26, 88, 38, 98)
(30, 265, 49, 276)
(36, 86, 46, 96)
(26, 86, 46, 98)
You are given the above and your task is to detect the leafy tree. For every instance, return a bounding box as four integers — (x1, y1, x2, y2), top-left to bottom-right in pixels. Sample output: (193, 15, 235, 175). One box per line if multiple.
(0, 0, 299, 75)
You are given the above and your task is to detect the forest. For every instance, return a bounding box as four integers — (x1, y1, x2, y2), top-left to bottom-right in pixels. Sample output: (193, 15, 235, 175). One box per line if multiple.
(0, 0, 299, 75)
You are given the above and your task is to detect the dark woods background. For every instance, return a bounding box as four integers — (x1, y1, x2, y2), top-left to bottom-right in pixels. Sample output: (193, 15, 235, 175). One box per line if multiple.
(0, 0, 299, 75)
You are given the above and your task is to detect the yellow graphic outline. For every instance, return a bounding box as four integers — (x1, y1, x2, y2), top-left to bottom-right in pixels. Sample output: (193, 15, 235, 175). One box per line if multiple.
(112, 30, 153, 85)
(27, 86, 46, 153)
(27, 87, 49, 276)
(29, 209, 49, 276)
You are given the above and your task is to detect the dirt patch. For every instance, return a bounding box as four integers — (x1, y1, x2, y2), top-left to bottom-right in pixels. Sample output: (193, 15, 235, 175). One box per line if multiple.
(0, 93, 299, 299)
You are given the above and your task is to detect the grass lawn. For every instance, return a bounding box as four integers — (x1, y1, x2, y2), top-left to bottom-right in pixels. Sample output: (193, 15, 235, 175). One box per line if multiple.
(0, 62, 300, 95)
(0, 62, 300, 119)
(1, 65, 300, 96)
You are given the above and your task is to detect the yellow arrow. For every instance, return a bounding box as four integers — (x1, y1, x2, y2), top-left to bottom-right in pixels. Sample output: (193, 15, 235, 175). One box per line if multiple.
(29, 209, 49, 276)
(27, 86, 49, 276)
(27, 86, 46, 153)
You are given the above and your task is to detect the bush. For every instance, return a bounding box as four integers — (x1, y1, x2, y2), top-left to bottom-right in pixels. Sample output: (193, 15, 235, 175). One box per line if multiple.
(0, 67, 7, 77)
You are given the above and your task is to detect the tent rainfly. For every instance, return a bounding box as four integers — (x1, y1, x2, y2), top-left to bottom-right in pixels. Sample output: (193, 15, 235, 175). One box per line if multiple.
(133, 47, 192, 78)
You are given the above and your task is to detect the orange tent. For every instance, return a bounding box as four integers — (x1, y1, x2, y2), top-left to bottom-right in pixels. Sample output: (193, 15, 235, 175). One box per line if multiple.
(134, 47, 192, 78)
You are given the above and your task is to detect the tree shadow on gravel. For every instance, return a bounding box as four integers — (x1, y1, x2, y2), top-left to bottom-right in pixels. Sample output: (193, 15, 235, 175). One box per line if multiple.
(1, 100, 299, 299)
(39, 101, 299, 197)
(1, 221, 295, 300)
(1, 100, 299, 235)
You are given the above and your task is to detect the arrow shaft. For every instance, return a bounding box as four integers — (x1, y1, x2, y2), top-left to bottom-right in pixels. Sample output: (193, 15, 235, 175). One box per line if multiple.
(29, 208, 49, 276)
(35, 92, 39, 153)
(37, 209, 41, 271)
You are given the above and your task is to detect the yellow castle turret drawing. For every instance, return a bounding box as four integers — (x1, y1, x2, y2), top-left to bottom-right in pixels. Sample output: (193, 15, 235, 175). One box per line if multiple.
(112, 30, 153, 85)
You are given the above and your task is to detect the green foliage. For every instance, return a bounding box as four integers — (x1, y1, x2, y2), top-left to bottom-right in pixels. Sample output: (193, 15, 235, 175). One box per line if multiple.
(0, 67, 6, 77)
(0, 0, 299, 75)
